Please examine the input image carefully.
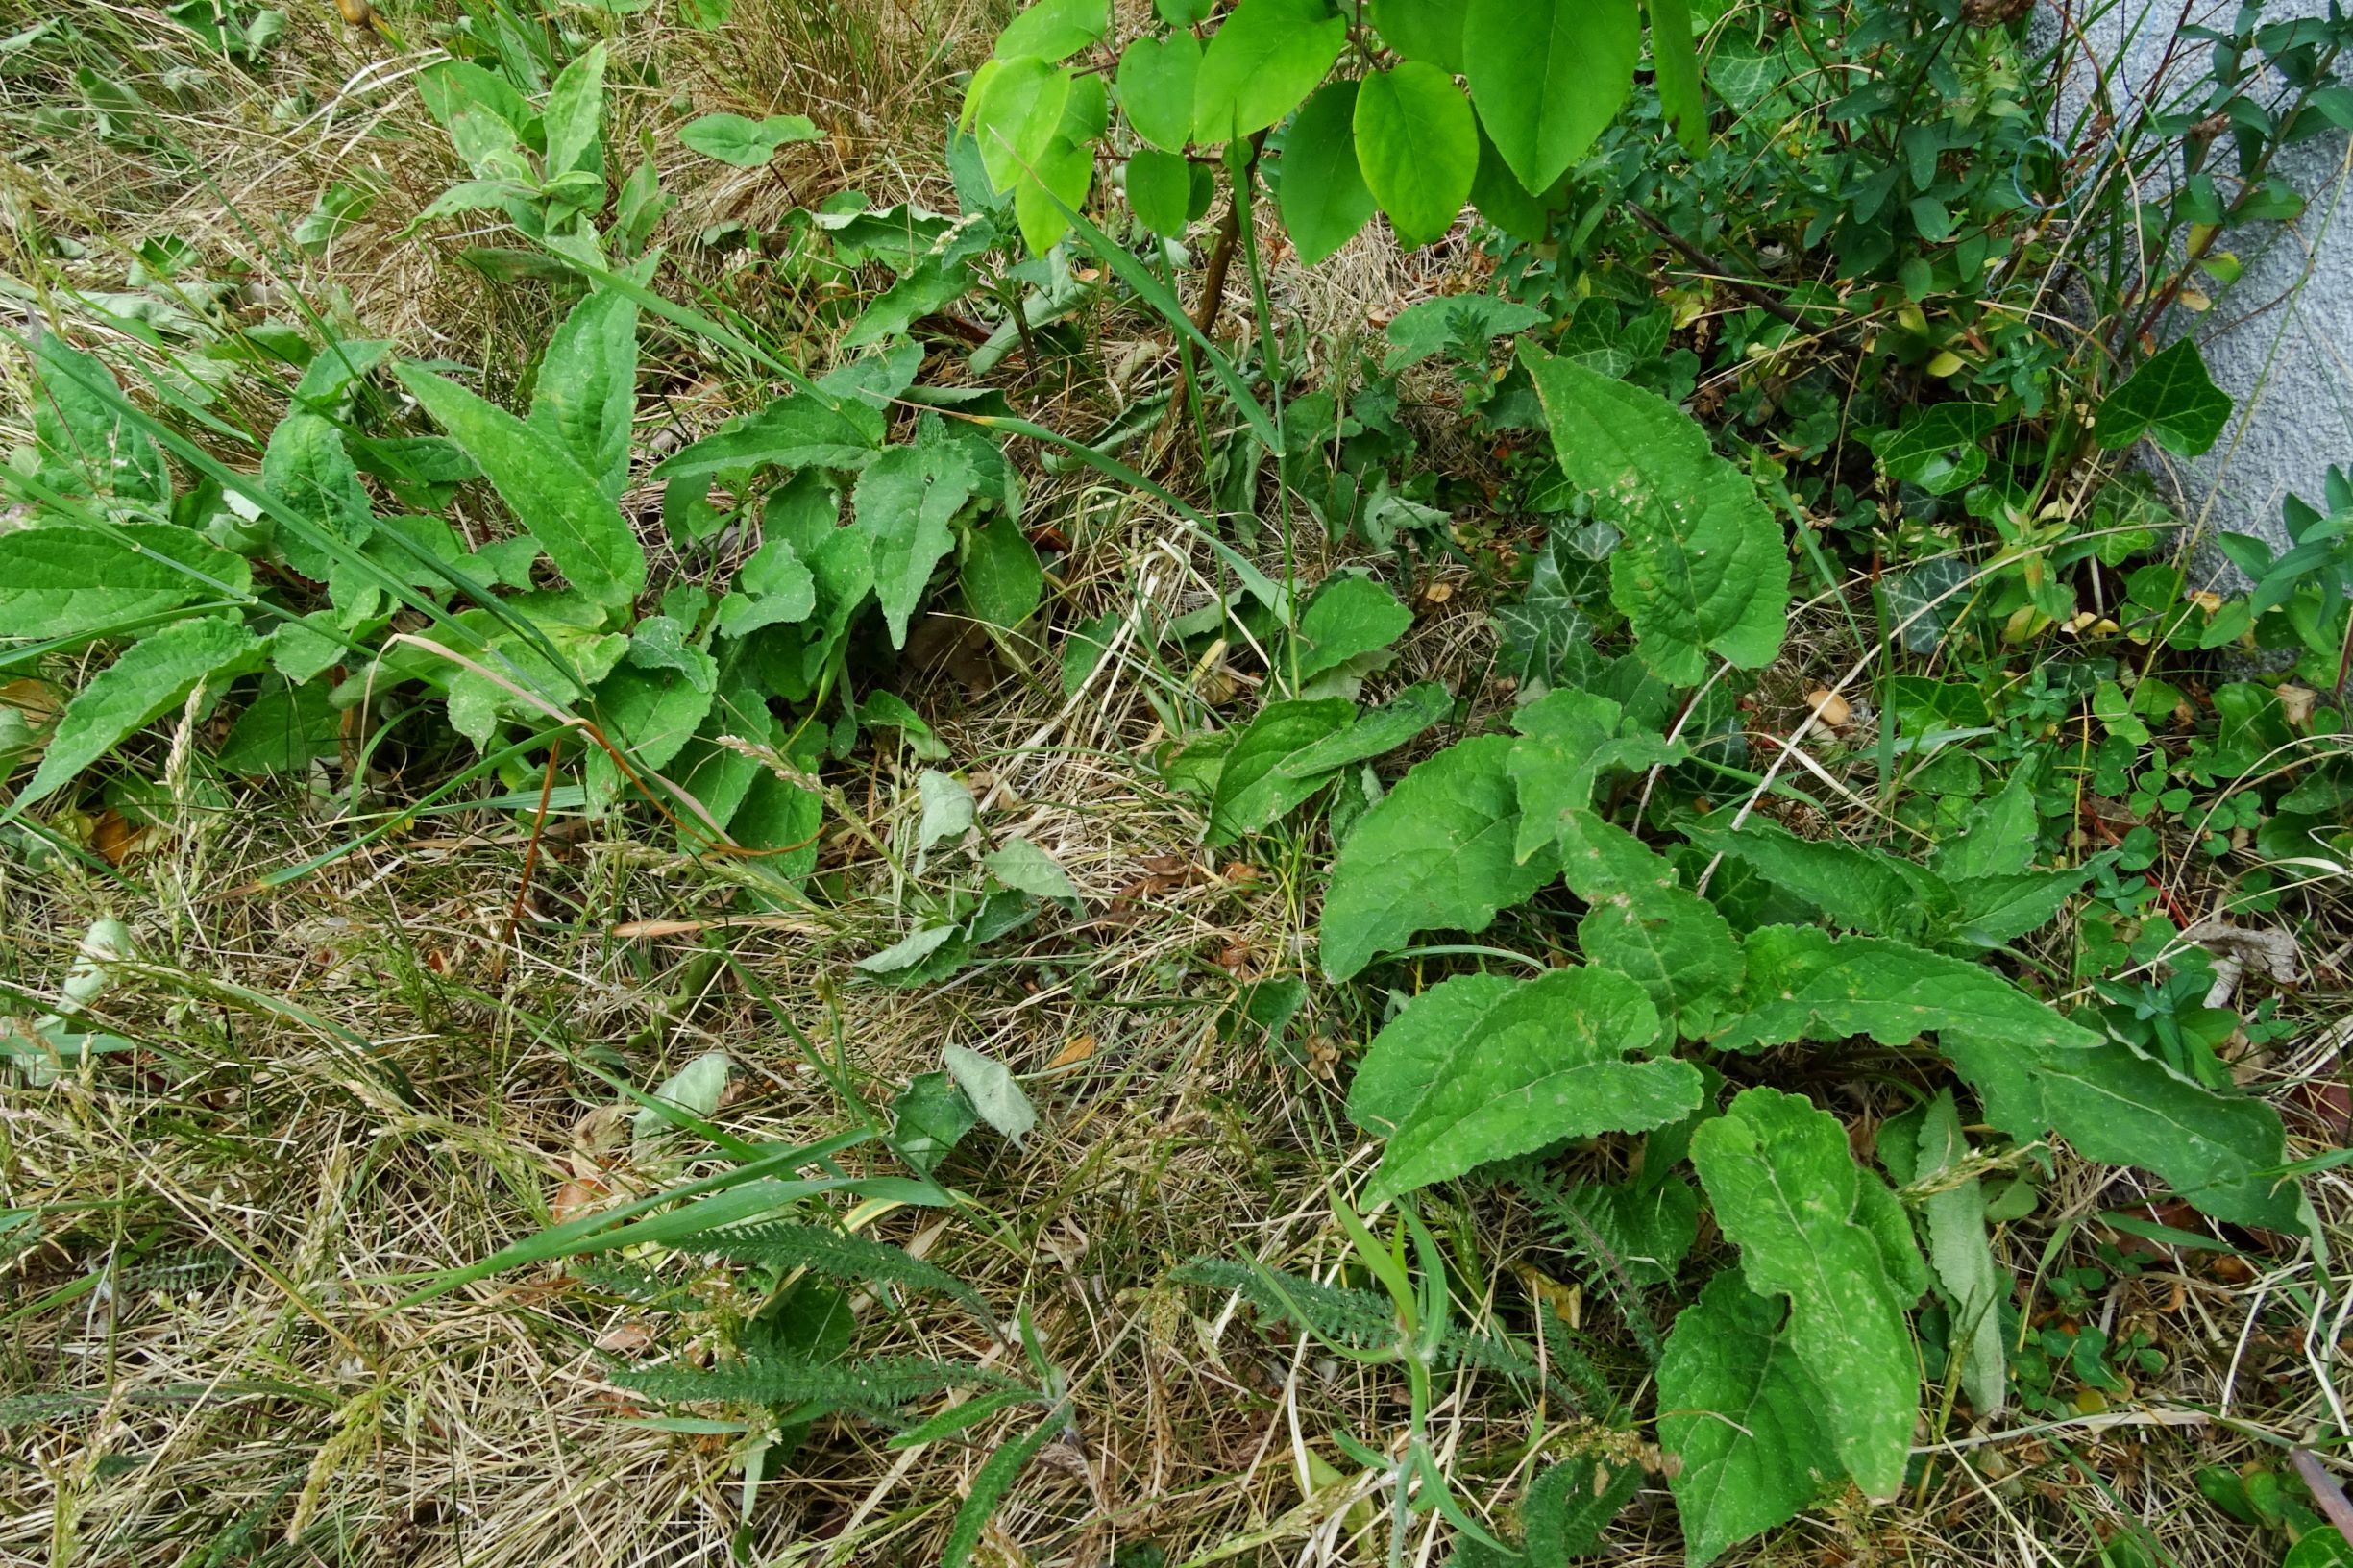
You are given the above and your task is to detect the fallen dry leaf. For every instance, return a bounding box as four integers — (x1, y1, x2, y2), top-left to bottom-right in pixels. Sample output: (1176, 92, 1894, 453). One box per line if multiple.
(1045, 1034, 1097, 1070)
(1803, 688, 1853, 731)
(2277, 683, 2319, 727)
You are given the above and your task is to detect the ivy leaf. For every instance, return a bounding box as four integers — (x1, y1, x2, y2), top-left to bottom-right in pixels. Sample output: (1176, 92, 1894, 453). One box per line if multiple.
(20, 617, 262, 808)
(528, 287, 639, 498)
(1657, 1272, 1841, 1568)
(678, 111, 822, 166)
(1681, 815, 1953, 943)
(1558, 809, 1743, 1039)
(1689, 1086, 1921, 1501)
(856, 439, 979, 649)
(1869, 402, 2003, 496)
(1191, 0, 1347, 142)
(1352, 61, 1479, 249)
(1915, 1090, 2006, 1416)
(1348, 967, 1698, 1203)
(396, 364, 646, 610)
(1521, 346, 1787, 684)
(1278, 80, 1377, 264)
(2097, 337, 2234, 457)
(1463, 0, 1639, 194)
(1318, 735, 1556, 980)
(1208, 698, 1356, 844)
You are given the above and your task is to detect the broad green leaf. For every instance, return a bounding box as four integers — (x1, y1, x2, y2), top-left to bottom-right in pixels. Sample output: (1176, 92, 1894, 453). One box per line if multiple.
(218, 677, 339, 775)
(1349, 966, 1696, 1202)
(1945, 868, 2087, 945)
(1648, 0, 1708, 153)
(713, 537, 817, 637)
(2098, 337, 2234, 457)
(967, 57, 1072, 191)
(1292, 572, 1411, 683)
(1870, 402, 2002, 496)
(648, 393, 884, 483)
(1368, 0, 1463, 72)
(1690, 1086, 1921, 1500)
(1116, 30, 1198, 150)
(1915, 1090, 2005, 1416)
(1275, 680, 1450, 777)
(1724, 927, 2308, 1232)
(1382, 294, 1545, 372)
(1927, 768, 2039, 879)
(1352, 62, 1478, 249)
(678, 111, 822, 166)
(529, 287, 639, 497)
(1681, 816, 1952, 943)
(1191, 0, 1347, 142)
(396, 363, 646, 609)
(960, 510, 1043, 628)
(585, 663, 717, 810)
(261, 412, 375, 581)
(19, 617, 261, 808)
(415, 61, 531, 181)
(1657, 1272, 1840, 1568)
(984, 836, 1080, 902)
(28, 335, 169, 505)
(1463, 0, 1639, 195)
(1318, 735, 1556, 980)
(732, 767, 822, 887)
(1468, 121, 1556, 241)
(995, 0, 1107, 61)
(1126, 148, 1197, 235)
(1208, 698, 1355, 844)
(1007, 74, 1106, 252)
(1521, 346, 1787, 684)
(1277, 80, 1377, 264)
(542, 43, 606, 180)
(631, 1047, 730, 1157)
(917, 770, 976, 857)
(943, 1042, 1037, 1146)
(856, 440, 978, 649)
(1507, 688, 1682, 862)
(1558, 809, 1742, 1039)
(0, 522, 247, 640)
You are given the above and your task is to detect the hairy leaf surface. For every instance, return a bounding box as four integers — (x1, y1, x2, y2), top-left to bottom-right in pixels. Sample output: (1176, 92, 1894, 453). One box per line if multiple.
(1557, 809, 1743, 1039)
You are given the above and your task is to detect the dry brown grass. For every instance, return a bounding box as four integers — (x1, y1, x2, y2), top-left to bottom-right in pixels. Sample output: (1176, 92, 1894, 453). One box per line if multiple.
(6, 4, 2353, 1567)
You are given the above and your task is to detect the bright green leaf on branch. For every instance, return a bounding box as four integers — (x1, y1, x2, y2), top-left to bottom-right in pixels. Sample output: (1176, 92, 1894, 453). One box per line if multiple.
(1277, 80, 1377, 263)
(1352, 62, 1478, 249)
(1191, 0, 1347, 143)
(1464, 0, 1640, 195)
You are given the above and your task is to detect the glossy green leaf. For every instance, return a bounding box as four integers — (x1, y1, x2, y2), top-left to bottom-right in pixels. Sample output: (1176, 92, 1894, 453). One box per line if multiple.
(968, 56, 1073, 192)
(1277, 80, 1376, 264)
(1521, 346, 1787, 684)
(1871, 402, 2002, 496)
(856, 441, 979, 649)
(1647, 0, 1708, 153)
(19, 617, 261, 808)
(1125, 147, 1197, 235)
(0, 522, 246, 641)
(529, 287, 639, 497)
(995, 0, 1108, 61)
(1208, 698, 1356, 844)
(1116, 30, 1199, 150)
(396, 363, 646, 610)
(2098, 337, 2234, 457)
(1352, 62, 1478, 248)
(1368, 0, 1464, 72)
(1915, 1090, 2005, 1415)
(1657, 1272, 1840, 1568)
(1191, 0, 1347, 143)
(1557, 809, 1743, 1040)
(1690, 1087, 1921, 1501)
(1463, 0, 1639, 194)
(1349, 966, 1696, 1202)
(1318, 735, 1556, 980)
